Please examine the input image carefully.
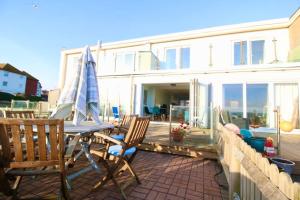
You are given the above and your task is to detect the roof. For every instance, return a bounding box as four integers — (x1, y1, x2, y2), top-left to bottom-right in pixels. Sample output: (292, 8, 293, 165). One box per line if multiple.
(62, 7, 300, 54)
(21, 70, 38, 80)
(0, 63, 25, 76)
(0, 63, 39, 81)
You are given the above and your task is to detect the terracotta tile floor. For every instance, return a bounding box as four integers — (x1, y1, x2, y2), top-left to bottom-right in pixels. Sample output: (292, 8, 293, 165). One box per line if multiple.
(1, 151, 228, 200)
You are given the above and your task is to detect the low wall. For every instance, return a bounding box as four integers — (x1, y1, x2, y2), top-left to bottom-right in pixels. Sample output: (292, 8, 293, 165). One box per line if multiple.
(216, 123, 300, 200)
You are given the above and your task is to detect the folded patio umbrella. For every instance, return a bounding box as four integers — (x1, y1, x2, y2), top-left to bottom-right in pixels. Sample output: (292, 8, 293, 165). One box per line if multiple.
(50, 46, 101, 125)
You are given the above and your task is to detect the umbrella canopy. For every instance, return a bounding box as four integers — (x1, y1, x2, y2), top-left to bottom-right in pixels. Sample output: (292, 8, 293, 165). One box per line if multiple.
(50, 46, 101, 125)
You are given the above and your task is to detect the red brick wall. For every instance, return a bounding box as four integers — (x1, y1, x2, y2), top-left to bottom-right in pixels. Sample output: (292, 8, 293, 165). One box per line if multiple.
(25, 78, 38, 96)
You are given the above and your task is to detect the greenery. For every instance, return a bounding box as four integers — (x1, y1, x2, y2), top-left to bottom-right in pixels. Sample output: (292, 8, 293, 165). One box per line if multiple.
(0, 92, 42, 102)
(0, 92, 15, 101)
(28, 96, 43, 101)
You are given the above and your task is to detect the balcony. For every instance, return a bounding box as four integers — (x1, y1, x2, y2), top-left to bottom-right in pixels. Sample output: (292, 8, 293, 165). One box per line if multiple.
(137, 51, 160, 72)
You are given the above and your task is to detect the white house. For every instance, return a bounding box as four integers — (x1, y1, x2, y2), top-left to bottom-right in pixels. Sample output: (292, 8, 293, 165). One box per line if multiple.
(0, 63, 27, 95)
(58, 8, 300, 129)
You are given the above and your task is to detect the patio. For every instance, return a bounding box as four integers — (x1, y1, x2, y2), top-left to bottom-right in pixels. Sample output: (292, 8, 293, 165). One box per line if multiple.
(0, 149, 228, 200)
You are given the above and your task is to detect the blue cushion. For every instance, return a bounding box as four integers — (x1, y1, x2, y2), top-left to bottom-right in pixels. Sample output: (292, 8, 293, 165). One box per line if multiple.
(33, 135, 38, 141)
(108, 145, 136, 156)
(111, 134, 125, 140)
(240, 129, 253, 138)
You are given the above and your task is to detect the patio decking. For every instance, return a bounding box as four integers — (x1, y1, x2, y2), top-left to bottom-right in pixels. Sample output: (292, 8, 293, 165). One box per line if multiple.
(1, 150, 228, 200)
(144, 122, 213, 148)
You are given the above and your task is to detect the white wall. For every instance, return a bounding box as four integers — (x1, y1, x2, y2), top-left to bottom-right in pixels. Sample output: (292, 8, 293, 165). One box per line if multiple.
(0, 70, 26, 94)
(151, 28, 289, 70)
(92, 28, 290, 75)
(57, 20, 295, 121)
(98, 76, 132, 114)
(98, 64, 300, 123)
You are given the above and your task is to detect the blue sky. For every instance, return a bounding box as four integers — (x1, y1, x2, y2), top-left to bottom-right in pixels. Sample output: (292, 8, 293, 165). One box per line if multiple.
(0, 0, 299, 90)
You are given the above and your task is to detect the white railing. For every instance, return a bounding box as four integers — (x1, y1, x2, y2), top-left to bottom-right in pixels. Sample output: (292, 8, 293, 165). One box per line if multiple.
(0, 101, 50, 118)
(216, 123, 300, 200)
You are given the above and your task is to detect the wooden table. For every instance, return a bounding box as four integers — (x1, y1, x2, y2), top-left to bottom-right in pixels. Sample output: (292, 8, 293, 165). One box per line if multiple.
(48, 121, 114, 189)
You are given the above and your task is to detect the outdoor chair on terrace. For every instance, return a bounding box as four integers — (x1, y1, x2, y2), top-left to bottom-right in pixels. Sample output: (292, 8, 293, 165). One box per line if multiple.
(91, 116, 150, 199)
(219, 109, 249, 129)
(144, 106, 153, 119)
(110, 114, 138, 140)
(152, 106, 161, 120)
(0, 119, 69, 199)
(112, 106, 120, 121)
(4, 110, 35, 119)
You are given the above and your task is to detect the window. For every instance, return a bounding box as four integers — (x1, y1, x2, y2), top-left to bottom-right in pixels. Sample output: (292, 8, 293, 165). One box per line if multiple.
(4, 72, 8, 77)
(2, 81, 8, 86)
(223, 83, 269, 126)
(234, 41, 247, 65)
(115, 52, 135, 72)
(165, 49, 176, 69)
(251, 40, 264, 64)
(234, 40, 265, 65)
(247, 84, 268, 126)
(223, 84, 243, 118)
(180, 47, 190, 69)
(124, 53, 134, 67)
(102, 52, 115, 74)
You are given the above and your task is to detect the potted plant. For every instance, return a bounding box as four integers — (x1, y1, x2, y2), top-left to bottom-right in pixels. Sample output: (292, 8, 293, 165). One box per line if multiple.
(171, 122, 190, 142)
(250, 111, 261, 128)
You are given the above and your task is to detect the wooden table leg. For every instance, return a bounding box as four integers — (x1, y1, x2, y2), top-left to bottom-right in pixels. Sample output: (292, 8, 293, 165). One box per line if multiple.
(0, 167, 12, 196)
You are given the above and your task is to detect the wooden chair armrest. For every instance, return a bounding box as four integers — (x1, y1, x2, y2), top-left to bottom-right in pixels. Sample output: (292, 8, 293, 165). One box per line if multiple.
(118, 127, 128, 134)
(94, 133, 124, 146)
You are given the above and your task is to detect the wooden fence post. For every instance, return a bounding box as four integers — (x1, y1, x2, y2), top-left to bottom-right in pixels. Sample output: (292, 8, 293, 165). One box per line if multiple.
(229, 134, 241, 199)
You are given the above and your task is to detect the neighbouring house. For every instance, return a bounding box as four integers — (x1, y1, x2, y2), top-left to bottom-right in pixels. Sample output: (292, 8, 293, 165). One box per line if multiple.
(58, 7, 300, 129)
(0, 63, 27, 95)
(41, 90, 49, 101)
(21, 71, 42, 97)
(0, 63, 42, 97)
(48, 88, 60, 110)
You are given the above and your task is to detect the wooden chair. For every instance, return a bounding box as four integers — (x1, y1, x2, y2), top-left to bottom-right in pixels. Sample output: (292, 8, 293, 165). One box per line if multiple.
(110, 114, 138, 140)
(91, 116, 150, 199)
(4, 110, 35, 119)
(0, 119, 69, 199)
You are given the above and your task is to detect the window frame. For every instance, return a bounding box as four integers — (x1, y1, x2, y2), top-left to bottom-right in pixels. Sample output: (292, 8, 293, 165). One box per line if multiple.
(115, 51, 136, 73)
(164, 48, 177, 70)
(232, 39, 265, 66)
(163, 46, 191, 70)
(2, 81, 8, 86)
(180, 47, 190, 69)
(250, 40, 265, 65)
(233, 41, 248, 66)
(222, 82, 269, 118)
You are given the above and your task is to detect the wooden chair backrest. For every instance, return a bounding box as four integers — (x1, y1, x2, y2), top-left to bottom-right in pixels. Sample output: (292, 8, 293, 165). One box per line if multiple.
(0, 119, 64, 170)
(120, 114, 138, 130)
(4, 110, 35, 119)
(124, 117, 150, 149)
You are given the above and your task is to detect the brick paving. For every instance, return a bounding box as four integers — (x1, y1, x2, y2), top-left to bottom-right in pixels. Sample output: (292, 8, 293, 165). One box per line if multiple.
(1, 151, 228, 200)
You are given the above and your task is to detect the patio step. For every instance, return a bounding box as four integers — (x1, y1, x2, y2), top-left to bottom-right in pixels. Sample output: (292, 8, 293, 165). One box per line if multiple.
(138, 142, 217, 159)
